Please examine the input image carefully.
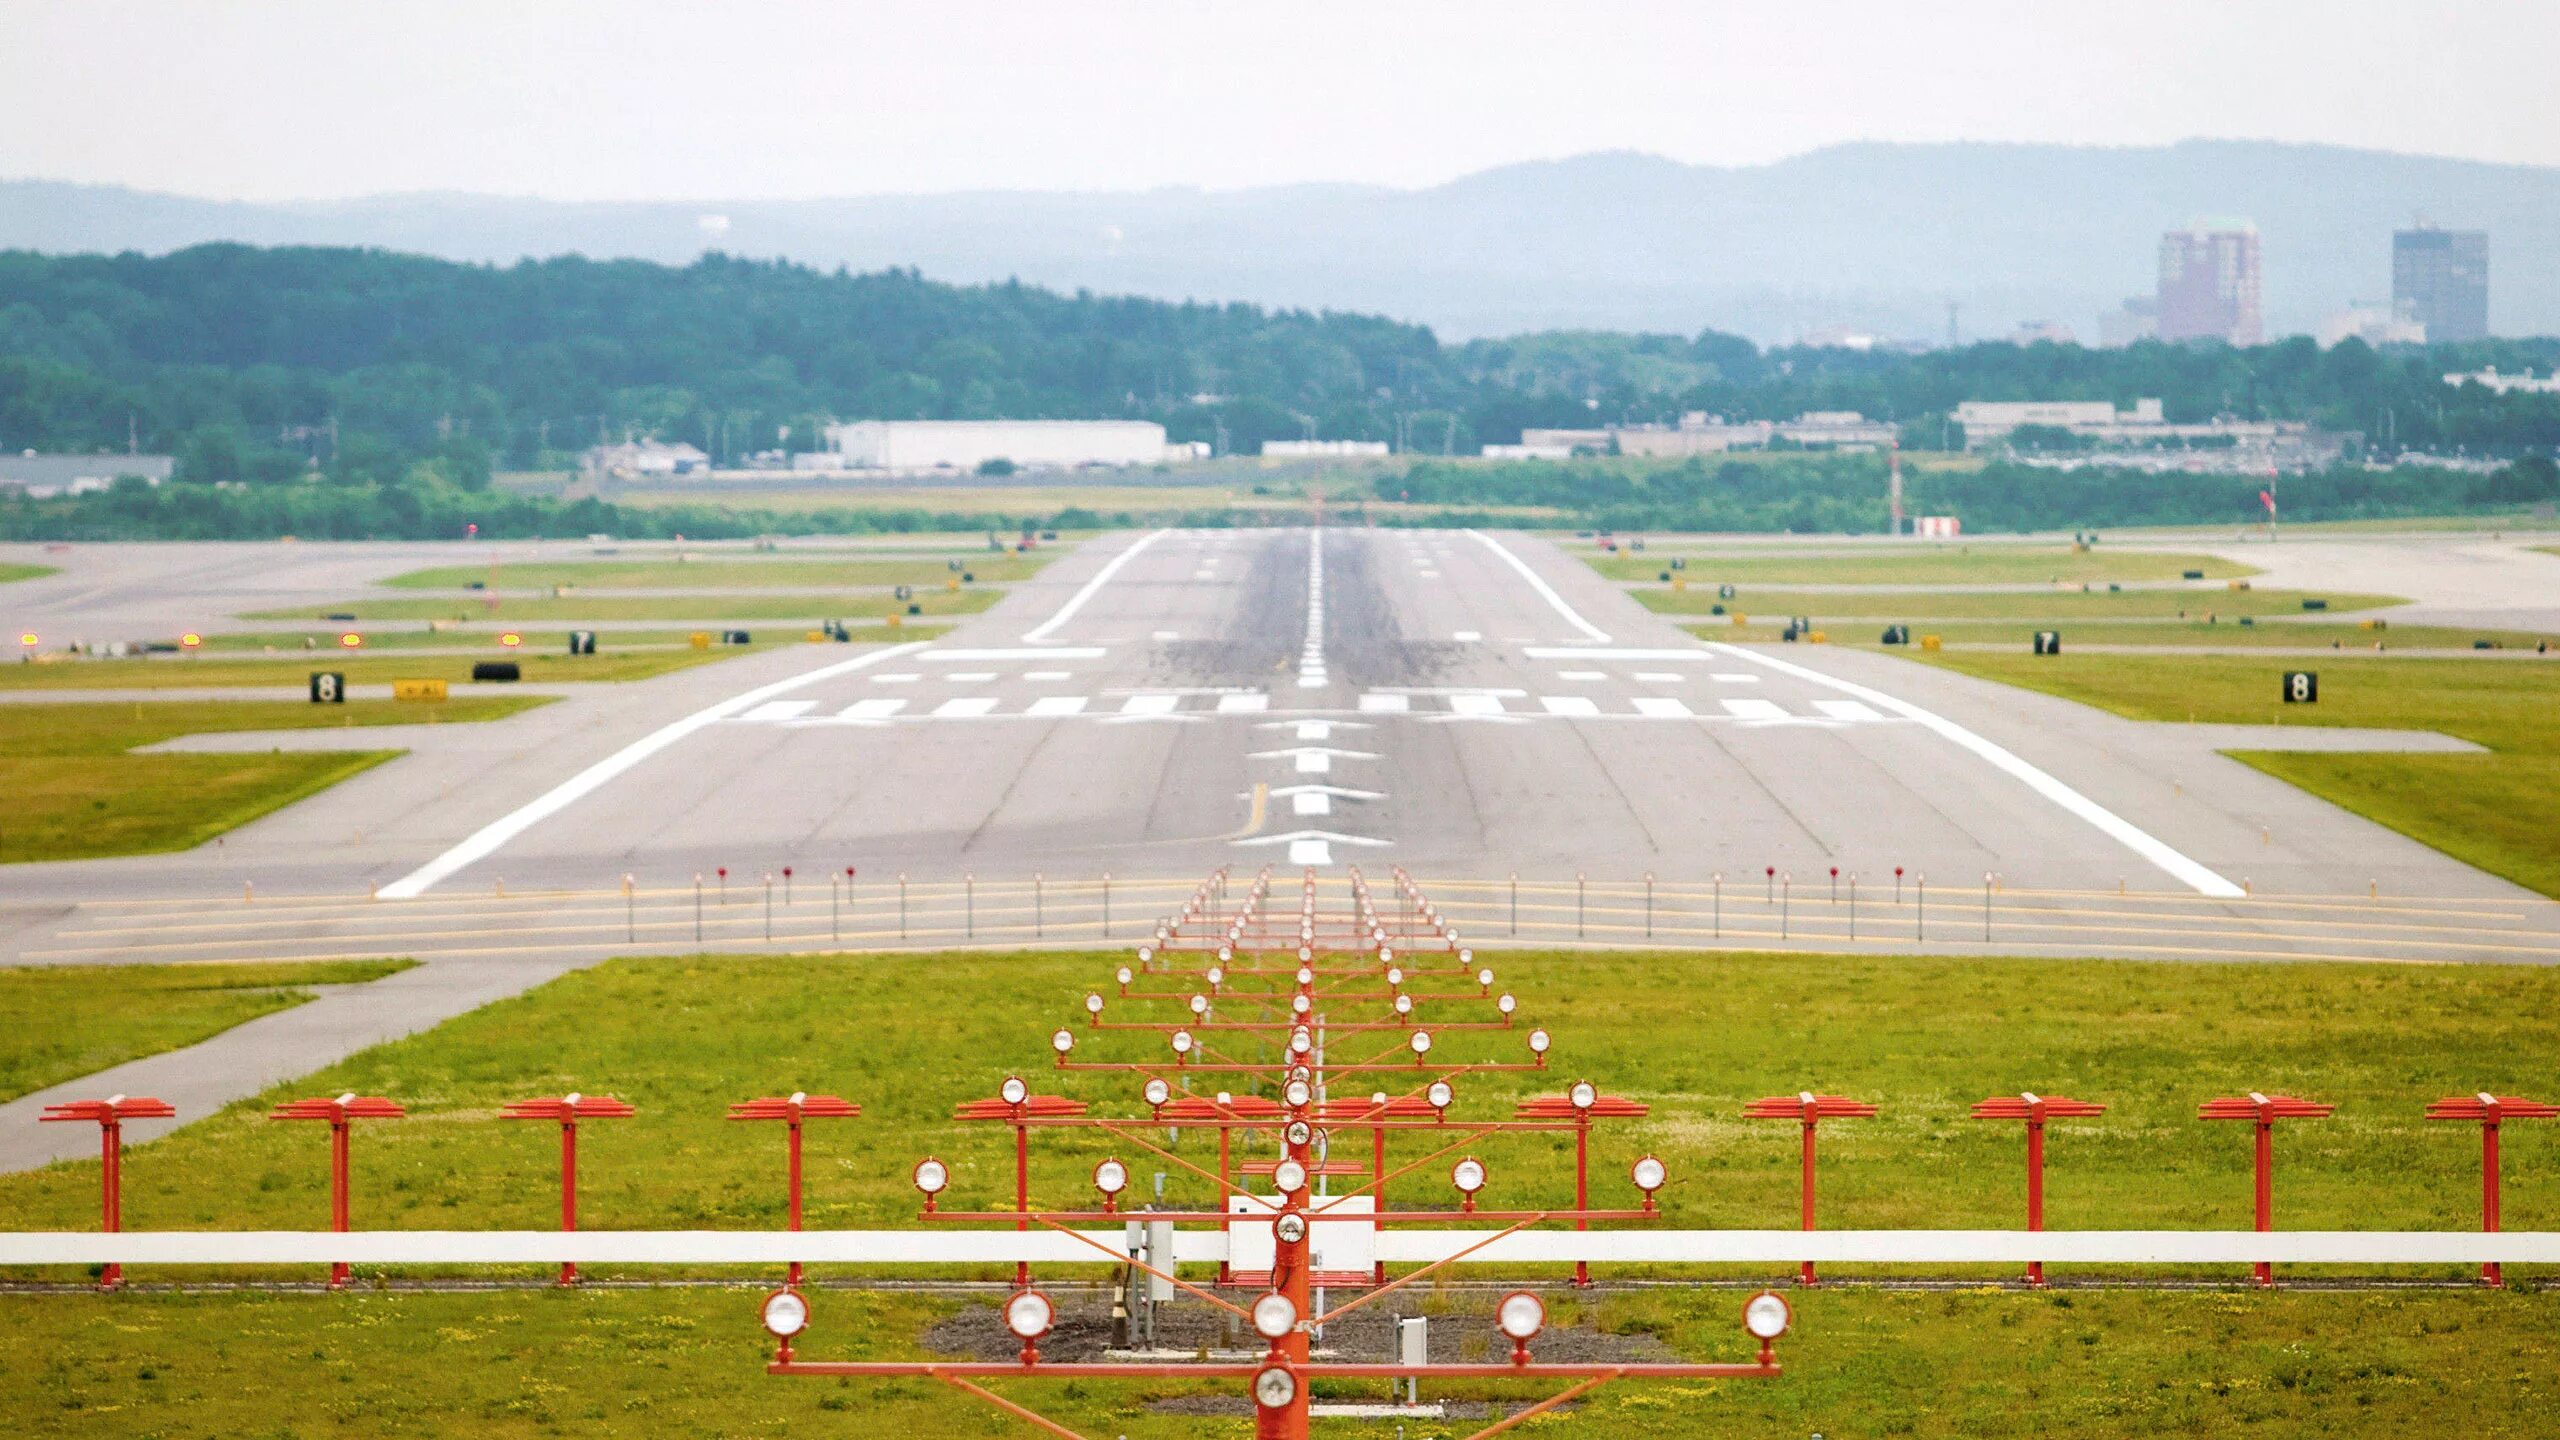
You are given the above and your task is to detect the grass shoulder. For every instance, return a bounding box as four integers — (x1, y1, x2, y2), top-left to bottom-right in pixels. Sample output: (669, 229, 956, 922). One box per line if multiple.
(242, 588, 1001, 624)
(1637, 585, 2402, 621)
(0, 563, 58, 585)
(1917, 651, 2560, 897)
(1587, 545, 2254, 586)
(382, 553, 1051, 589)
(0, 697, 542, 861)
(0, 959, 412, 1103)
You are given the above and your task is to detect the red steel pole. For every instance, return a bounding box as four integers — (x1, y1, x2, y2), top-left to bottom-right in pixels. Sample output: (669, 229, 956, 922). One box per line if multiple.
(558, 1118, 580, 1287)
(1572, 1114, 1592, 1288)
(330, 1111, 352, 1290)
(2025, 1106, 2047, 1287)
(2481, 1111, 2503, 1289)
(1259, 1128, 1312, 1440)
(2252, 1114, 2274, 1288)
(787, 1112, 806, 1288)
(1371, 1124, 1388, 1286)
(1014, 1121, 1031, 1291)
(99, 1116, 123, 1291)
(1800, 1118, 1818, 1288)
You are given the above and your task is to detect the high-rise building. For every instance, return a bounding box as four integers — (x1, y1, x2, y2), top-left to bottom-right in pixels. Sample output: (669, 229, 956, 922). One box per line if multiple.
(2393, 227, 2488, 342)
(2156, 223, 2262, 346)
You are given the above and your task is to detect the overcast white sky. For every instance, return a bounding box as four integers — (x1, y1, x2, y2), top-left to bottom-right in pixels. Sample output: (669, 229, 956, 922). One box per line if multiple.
(4, 0, 2555, 201)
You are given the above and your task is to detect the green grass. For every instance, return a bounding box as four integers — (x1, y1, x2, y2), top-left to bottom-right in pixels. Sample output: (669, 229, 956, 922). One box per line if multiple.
(1639, 585, 2402, 621)
(1589, 546, 2254, 585)
(187, 627, 763, 653)
(3, 1286, 2551, 1438)
(243, 587, 1003, 624)
(0, 563, 58, 585)
(1807, 618, 2560, 650)
(0, 697, 541, 861)
(0, 960, 412, 1103)
(1921, 652, 2560, 897)
(3, 947, 2557, 1436)
(383, 554, 1051, 589)
(0, 642, 821, 688)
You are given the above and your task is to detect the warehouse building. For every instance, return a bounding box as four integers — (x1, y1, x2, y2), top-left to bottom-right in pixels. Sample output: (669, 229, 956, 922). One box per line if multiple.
(818, 420, 1170, 472)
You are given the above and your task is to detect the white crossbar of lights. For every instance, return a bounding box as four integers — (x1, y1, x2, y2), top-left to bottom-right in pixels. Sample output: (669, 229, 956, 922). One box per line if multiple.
(2, 1229, 2555, 1267)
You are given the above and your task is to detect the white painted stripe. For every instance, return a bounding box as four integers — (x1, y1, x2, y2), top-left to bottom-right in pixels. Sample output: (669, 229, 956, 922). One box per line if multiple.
(1631, 697, 1694, 718)
(1022, 529, 1169, 643)
(1358, 693, 1410, 713)
(839, 698, 907, 719)
(1296, 753, 1331, 774)
(1815, 699, 1886, 721)
(1287, 839, 1334, 865)
(1371, 1229, 2560, 1266)
(1557, 670, 1606, 680)
(1522, 647, 1696, 660)
(932, 697, 998, 717)
(1025, 696, 1088, 717)
(1708, 642, 2245, 897)
(1023, 670, 1072, 682)
(1710, 672, 1760, 683)
(739, 700, 817, 723)
(1119, 694, 1179, 716)
(1540, 696, 1600, 717)
(1292, 792, 1331, 816)
(925, 648, 1105, 662)
(1469, 532, 1612, 643)
(1449, 694, 1506, 716)
(871, 673, 920, 684)
(1721, 697, 1789, 720)
(1634, 672, 1683, 683)
(1216, 694, 1269, 714)
(1453, 630, 1481, 642)
(947, 671, 996, 683)
(378, 643, 927, 898)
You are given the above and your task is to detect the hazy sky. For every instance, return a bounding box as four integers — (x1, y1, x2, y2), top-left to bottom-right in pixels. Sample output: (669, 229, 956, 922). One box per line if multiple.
(5, 0, 2556, 201)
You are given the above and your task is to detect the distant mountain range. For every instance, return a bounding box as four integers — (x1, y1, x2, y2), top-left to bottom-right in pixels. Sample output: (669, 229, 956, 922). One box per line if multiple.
(5, 141, 2556, 343)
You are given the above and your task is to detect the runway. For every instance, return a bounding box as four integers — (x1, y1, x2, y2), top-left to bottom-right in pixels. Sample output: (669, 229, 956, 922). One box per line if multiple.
(4, 527, 2551, 965)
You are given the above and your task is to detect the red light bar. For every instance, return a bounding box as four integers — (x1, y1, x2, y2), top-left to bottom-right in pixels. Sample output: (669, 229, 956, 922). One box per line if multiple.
(1744, 1093, 1878, 1120)
(728, 1094, 862, 1121)
(1969, 1094, 2108, 1120)
(1514, 1094, 1650, 1119)
(2426, 1094, 2560, 1121)
(2198, 1093, 2333, 1120)
(269, 1095, 407, 1121)
(41, 1096, 177, 1123)
(500, 1095, 637, 1121)
(955, 1095, 1090, 1121)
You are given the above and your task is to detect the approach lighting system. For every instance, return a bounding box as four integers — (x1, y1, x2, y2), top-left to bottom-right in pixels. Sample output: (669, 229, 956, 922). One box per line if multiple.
(761, 1288, 810, 1338)
(1272, 1158, 1309, 1194)
(1410, 1030, 1433, 1057)
(1427, 1080, 1455, 1112)
(1142, 1078, 1171, 1108)
(1284, 1078, 1312, 1109)
(1250, 1291, 1299, 1340)
(1497, 993, 1517, 1016)
(1092, 1158, 1128, 1198)
(1452, 1156, 1487, 1196)
(1528, 1028, 1552, 1056)
(1051, 1029, 1075, 1056)
(1085, 993, 1105, 1016)
(1743, 1291, 1794, 1341)
(338, 632, 363, 648)
(1570, 1081, 1599, 1111)
(1004, 1290, 1055, 1340)
(1274, 1212, 1307, 1244)
(1000, 1077, 1029, 1106)
(1285, 1120, 1313, 1146)
(1170, 1029, 1195, 1057)
(1496, 1290, 1546, 1341)
(912, 1158, 949, 1196)
(1477, 967, 1495, 989)
(1631, 1154, 1668, 1196)
(1253, 1365, 1298, 1409)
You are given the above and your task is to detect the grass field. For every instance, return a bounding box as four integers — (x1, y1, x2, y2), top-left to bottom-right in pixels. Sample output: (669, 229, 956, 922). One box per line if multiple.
(1638, 585, 2402, 621)
(244, 587, 1003, 624)
(188, 628, 765, 653)
(3, 946, 2555, 1436)
(0, 563, 58, 585)
(1810, 618, 2560, 650)
(0, 960, 411, 1103)
(1922, 653, 2560, 897)
(0, 697, 541, 862)
(0, 646, 765, 689)
(1587, 546, 2255, 586)
(383, 554, 1050, 589)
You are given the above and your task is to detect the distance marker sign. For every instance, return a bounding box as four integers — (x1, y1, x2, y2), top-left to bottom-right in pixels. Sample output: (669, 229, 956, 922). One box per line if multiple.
(2282, 671, 2318, 703)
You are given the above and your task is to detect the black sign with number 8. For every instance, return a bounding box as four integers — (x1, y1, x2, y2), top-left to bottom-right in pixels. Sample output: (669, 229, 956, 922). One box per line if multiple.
(2282, 671, 2318, 704)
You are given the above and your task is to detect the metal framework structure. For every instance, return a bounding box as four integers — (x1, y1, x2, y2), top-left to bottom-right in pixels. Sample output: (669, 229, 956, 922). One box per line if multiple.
(499, 1093, 635, 1286)
(37, 1094, 176, 1290)
(1969, 1092, 2108, 1286)
(759, 864, 1791, 1440)
(2424, 1092, 2558, 1288)
(2199, 1092, 2335, 1287)
(267, 1093, 407, 1288)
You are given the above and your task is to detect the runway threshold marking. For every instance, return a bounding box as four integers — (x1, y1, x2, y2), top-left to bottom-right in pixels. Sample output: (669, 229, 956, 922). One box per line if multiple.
(1708, 641, 2247, 899)
(375, 641, 929, 899)
(1469, 531, 1612, 643)
(1020, 529, 1170, 644)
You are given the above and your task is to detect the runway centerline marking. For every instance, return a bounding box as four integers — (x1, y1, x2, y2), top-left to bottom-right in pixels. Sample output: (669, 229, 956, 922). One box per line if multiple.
(377, 641, 929, 899)
(1021, 528, 1169, 643)
(1708, 641, 2246, 898)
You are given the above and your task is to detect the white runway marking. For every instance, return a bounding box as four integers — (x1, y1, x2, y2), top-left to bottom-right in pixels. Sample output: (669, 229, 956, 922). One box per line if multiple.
(1152, 630, 1181, 641)
(1450, 694, 1507, 717)
(1720, 697, 1789, 720)
(1024, 670, 1072, 682)
(1299, 533, 1329, 689)
(378, 642, 929, 898)
(1814, 699, 1886, 721)
(1454, 630, 1482, 641)
(1294, 792, 1331, 815)
(839, 698, 907, 719)
(740, 700, 817, 722)
(947, 671, 996, 683)
(1022, 528, 1168, 644)
(1471, 531, 1611, 643)
(1359, 693, 1411, 713)
(932, 697, 999, 717)
(1540, 696, 1600, 716)
(1635, 672, 1682, 683)
(1709, 642, 2245, 898)
(1558, 670, 1606, 680)
(872, 673, 920, 684)
(1216, 694, 1270, 713)
(1025, 696, 1088, 717)
(1711, 672, 1760, 683)
(927, 648, 1105, 662)
(1631, 697, 1694, 718)
(1291, 839, 1331, 864)
(1118, 694, 1179, 716)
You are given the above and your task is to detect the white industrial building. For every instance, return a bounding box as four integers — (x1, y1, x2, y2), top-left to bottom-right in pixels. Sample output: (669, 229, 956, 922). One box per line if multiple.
(819, 420, 1170, 471)
(1261, 440, 1391, 459)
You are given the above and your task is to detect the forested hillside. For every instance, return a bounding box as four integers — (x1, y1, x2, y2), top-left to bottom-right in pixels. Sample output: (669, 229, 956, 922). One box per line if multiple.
(1, 244, 2556, 539)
